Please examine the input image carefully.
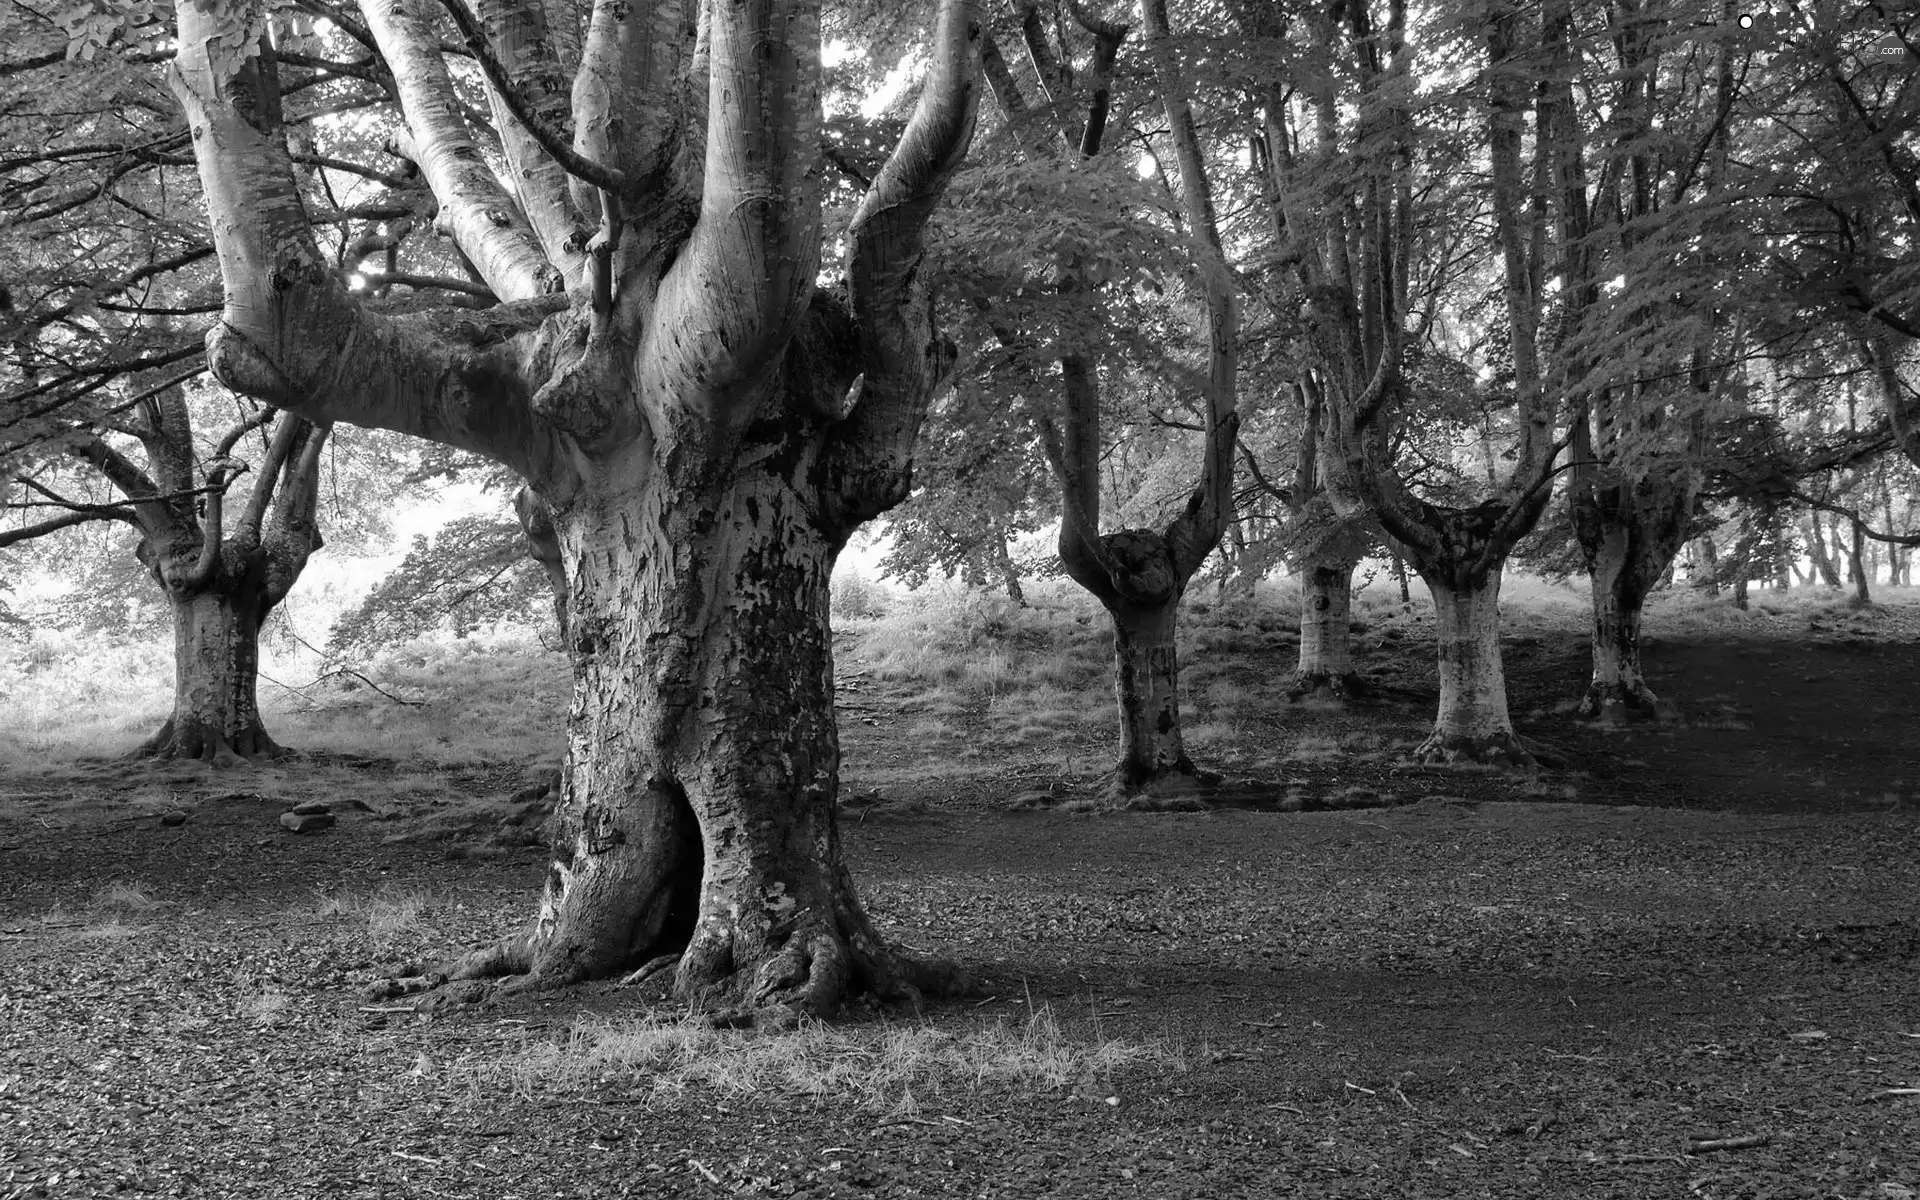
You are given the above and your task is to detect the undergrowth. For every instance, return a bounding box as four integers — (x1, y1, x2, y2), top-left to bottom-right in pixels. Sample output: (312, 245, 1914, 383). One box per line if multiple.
(448, 1004, 1175, 1112)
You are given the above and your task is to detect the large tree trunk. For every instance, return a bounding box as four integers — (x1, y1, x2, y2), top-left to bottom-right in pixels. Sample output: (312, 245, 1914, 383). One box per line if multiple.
(1418, 570, 1531, 766)
(140, 580, 280, 764)
(1107, 592, 1200, 802)
(1290, 555, 1363, 699)
(452, 438, 946, 1022)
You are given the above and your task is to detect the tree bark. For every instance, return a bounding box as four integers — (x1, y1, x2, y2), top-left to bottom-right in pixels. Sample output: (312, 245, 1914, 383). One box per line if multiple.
(1418, 570, 1531, 765)
(1571, 474, 1691, 723)
(1106, 583, 1202, 805)
(140, 579, 279, 763)
(451, 437, 946, 1021)
(1290, 555, 1363, 699)
(1580, 541, 1659, 724)
(514, 485, 568, 634)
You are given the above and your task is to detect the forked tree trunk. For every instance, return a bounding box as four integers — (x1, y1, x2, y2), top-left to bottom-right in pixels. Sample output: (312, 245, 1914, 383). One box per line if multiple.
(454, 443, 944, 1022)
(1418, 570, 1530, 765)
(140, 580, 280, 764)
(1107, 596, 1199, 799)
(1291, 556, 1362, 699)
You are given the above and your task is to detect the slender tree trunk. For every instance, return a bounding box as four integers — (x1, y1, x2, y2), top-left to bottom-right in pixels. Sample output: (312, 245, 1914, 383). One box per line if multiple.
(1848, 516, 1872, 607)
(1690, 535, 1719, 594)
(1418, 570, 1530, 765)
(993, 526, 1026, 607)
(1290, 555, 1363, 699)
(1390, 547, 1411, 605)
(451, 444, 944, 1022)
(1807, 515, 1842, 587)
(140, 580, 280, 764)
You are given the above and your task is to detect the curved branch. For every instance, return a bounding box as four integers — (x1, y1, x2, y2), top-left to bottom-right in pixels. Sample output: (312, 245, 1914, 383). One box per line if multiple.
(0, 507, 135, 549)
(825, 0, 983, 524)
(434, 0, 629, 200)
(169, 16, 566, 484)
(359, 0, 563, 301)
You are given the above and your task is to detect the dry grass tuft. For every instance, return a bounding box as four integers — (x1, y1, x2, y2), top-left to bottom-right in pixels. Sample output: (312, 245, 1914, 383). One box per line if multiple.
(316, 888, 434, 946)
(452, 1005, 1171, 1110)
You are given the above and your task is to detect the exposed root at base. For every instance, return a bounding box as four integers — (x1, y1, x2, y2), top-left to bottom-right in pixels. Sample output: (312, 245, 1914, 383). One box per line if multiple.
(1410, 731, 1538, 769)
(1575, 683, 1671, 727)
(133, 720, 286, 767)
(1286, 672, 1373, 704)
(1087, 765, 1227, 812)
(361, 923, 969, 1028)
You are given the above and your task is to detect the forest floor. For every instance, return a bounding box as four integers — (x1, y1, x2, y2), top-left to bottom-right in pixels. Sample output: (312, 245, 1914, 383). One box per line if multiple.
(2, 584, 1918, 1199)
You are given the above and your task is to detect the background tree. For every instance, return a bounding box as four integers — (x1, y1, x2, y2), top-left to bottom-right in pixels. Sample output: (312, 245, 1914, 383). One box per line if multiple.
(952, 0, 1237, 803)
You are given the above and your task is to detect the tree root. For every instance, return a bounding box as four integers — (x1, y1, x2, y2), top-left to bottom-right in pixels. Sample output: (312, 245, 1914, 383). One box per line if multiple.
(1410, 730, 1537, 769)
(1575, 681, 1670, 726)
(134, 719, 286, 767)
(1286, 672, 1372, 704)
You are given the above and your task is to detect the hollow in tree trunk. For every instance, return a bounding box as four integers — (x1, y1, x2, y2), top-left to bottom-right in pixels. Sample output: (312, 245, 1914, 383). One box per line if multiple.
(1290, 555, 1363, 700)
(448, 433, 956, 1024)
(1417, 570, 1532, 766)
(140, 580, 281, 764)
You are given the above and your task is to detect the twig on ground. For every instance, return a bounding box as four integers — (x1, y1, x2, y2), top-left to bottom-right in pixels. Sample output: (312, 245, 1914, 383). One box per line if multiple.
(1240, 1020, 1280, 1029)
(1864, 1087, 1920, 1102)
(1687, 1133, 1770, 1153)
(618, 953, 680, 987)
(391, 1150, 441, 1165)
(1344, 1081, 1377, 1095)
(688, 1158, 721, 1184)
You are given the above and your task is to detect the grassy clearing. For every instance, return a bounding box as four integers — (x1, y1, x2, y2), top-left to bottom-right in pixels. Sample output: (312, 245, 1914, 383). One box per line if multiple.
(450, 1003, 1174, 1111)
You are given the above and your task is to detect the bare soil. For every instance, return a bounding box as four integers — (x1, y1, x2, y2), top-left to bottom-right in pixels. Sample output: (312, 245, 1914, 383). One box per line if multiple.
(3, 599, 1918, 1199)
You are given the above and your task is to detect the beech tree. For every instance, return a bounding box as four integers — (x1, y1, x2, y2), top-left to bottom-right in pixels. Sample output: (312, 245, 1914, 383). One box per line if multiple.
(166, 0, 982, 1018)
(959, 0, 1237, 803)
(1, 13, 338, 761)
(4, 397, 329, 761)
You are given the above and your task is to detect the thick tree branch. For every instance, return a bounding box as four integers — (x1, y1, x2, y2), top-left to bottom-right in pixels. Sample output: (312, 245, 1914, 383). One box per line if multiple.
(359, 0, 562, 301)
(649, 0, 826, 416)
(1141, 0, 1237, 581)
(0, 507, 134, 548)
(169, 18, 567, 483)
(826, 0, 983, 525)
(436, 0, 627, 223)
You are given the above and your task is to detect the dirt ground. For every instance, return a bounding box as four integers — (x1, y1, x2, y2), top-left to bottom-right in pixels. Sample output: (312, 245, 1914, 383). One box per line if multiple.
(2, 599, 1918, 1199)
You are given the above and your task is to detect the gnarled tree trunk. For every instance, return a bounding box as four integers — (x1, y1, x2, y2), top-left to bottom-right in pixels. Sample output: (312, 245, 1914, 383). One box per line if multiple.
(173, 0, 983, 1018)
(142, 577, 278, 763)
(456, 432, 943, 1021)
